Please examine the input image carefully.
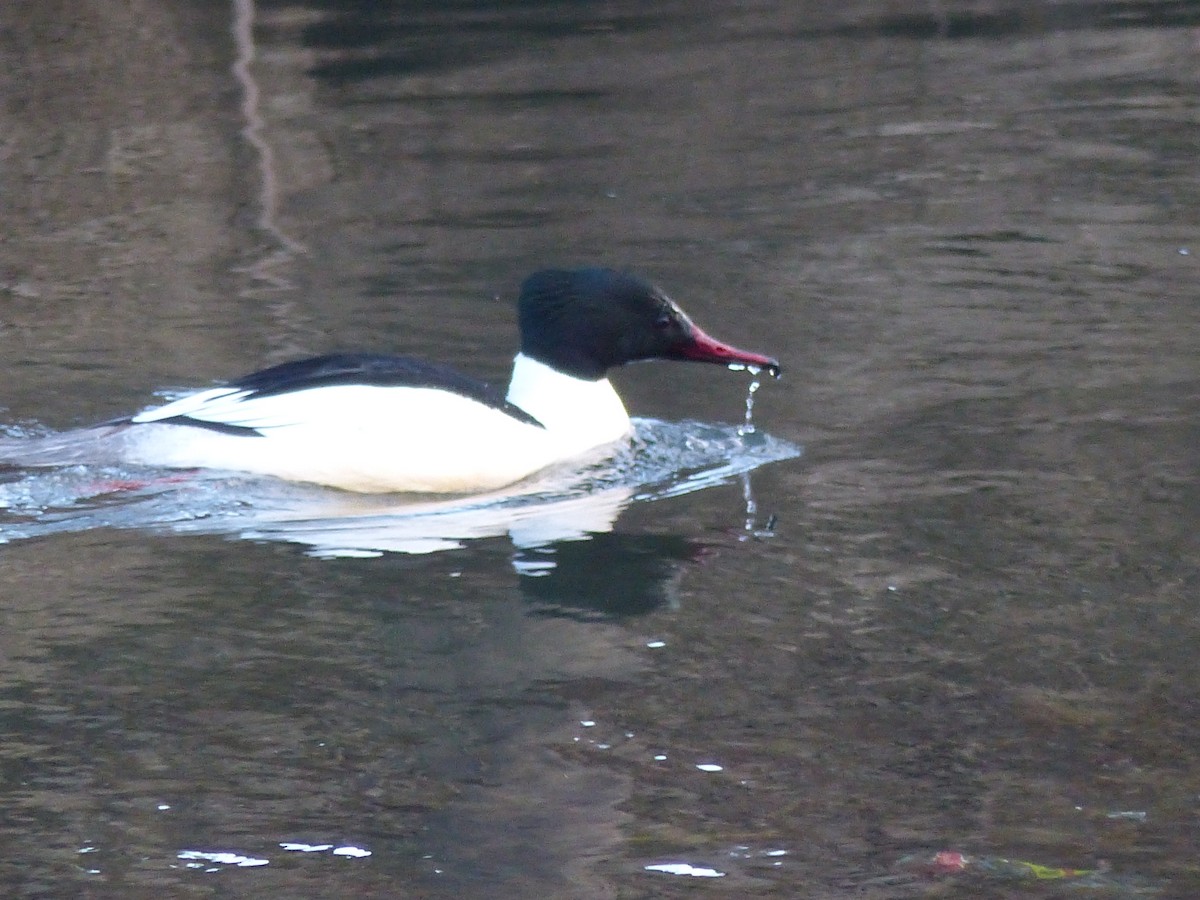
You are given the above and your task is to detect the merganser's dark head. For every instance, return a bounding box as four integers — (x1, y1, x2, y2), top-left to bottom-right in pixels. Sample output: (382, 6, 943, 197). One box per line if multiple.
(517, 268, 781, 381)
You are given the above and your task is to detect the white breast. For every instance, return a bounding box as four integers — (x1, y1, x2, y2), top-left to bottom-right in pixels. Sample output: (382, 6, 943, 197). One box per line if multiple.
(505, 353, 631, 451)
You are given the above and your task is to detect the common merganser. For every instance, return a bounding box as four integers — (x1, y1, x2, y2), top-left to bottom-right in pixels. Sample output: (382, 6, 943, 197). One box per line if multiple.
(8, 268, 781, 493)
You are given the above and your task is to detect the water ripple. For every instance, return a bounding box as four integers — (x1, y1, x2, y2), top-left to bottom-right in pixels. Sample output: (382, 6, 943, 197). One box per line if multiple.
(0, 419, 799, 559)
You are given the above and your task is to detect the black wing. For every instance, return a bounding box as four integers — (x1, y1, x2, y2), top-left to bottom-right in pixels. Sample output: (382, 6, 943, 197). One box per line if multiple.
(228, 353, 543, 426)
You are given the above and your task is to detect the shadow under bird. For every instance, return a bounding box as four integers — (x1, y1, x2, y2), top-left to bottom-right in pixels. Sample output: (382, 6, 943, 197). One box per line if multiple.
(0, 268, 781, 493)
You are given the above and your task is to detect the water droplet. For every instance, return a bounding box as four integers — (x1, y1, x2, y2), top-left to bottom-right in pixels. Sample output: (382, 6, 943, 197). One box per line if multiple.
(738, 377, 762, 435)
(741, 471, 758, 535)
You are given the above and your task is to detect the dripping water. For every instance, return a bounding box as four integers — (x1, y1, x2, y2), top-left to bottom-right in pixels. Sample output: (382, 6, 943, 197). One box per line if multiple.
(742, 470, 757, 534)
(727, 363, 765, 436)
(739, 471, 778, 540)
(740, 378, 762, 436)
(726, 362, 781, 539)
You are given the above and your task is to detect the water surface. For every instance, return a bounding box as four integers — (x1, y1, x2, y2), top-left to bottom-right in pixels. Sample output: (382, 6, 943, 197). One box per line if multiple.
(1, 1, 1198, 897)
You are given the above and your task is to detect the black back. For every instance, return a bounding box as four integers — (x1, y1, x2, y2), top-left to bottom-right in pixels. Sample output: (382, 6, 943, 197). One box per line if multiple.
(227, 353, 542, 426)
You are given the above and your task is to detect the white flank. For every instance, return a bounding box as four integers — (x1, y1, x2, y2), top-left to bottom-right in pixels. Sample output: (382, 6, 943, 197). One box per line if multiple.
(115, 355, 634, 493)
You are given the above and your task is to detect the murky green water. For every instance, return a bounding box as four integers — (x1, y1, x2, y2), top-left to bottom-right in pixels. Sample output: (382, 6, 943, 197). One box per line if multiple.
(2, 1, 1198, 897)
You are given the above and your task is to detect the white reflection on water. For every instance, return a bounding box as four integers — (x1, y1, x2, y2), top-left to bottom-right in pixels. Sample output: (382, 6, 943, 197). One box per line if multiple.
(0, 419, 799, 560)
(178, 849, 270, 868)
(279, 842, 334, 852)
(175, 843, 373, 871)
(645, 862, 726, 877)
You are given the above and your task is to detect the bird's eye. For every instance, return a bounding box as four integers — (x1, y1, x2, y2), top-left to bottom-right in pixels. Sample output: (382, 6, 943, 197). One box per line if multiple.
(654, 313, 674, 330)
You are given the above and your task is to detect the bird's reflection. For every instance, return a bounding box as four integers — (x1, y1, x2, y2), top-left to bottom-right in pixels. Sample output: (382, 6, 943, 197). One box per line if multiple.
(515, 530, 701, 619)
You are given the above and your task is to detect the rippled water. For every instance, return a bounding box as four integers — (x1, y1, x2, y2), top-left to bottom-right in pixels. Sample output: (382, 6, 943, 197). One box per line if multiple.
(2, 1, 1199, 898)
(0, 419, 799, 558)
